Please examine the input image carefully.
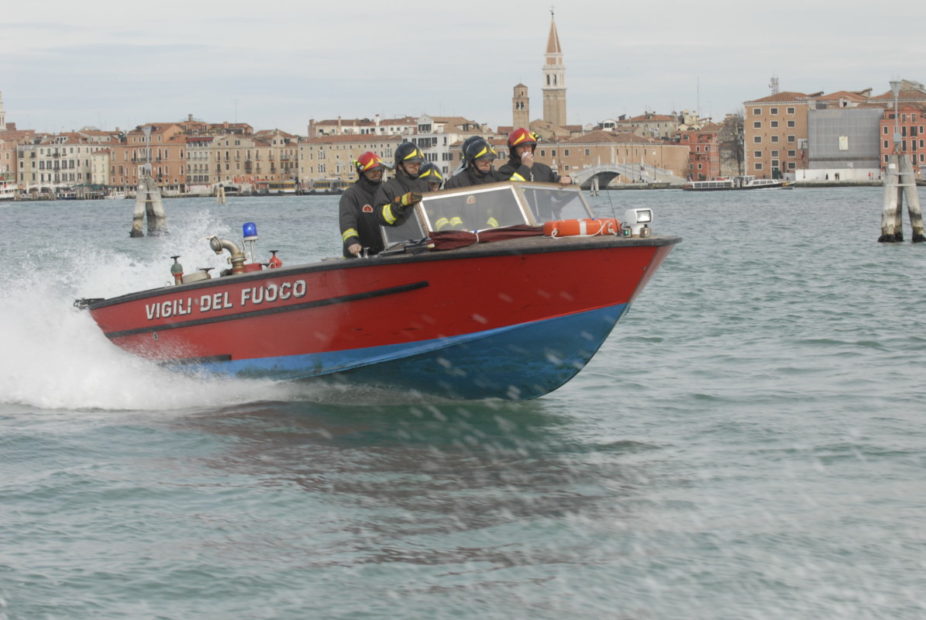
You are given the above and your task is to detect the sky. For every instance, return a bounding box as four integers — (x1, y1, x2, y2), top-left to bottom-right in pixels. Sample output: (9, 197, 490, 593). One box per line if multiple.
(3, 0, 926, 136)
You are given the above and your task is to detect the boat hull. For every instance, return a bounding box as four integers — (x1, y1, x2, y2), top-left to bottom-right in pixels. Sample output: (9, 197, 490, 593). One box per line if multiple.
(87, 235, 678, 399)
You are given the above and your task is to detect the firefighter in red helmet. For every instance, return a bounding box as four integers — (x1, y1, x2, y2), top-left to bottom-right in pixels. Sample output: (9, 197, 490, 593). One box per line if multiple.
(339, 151, 387, 257)
(499, 128, 572, 185)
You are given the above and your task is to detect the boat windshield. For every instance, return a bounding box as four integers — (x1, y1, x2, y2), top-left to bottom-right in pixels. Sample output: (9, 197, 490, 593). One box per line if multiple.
(514, 184, 591, 222)
(379, 182, 593, 247)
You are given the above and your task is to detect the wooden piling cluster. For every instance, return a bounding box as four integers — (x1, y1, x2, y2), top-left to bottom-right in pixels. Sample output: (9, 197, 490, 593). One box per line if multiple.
(130, 169, 168, 238)
(879, 153, 925, 243)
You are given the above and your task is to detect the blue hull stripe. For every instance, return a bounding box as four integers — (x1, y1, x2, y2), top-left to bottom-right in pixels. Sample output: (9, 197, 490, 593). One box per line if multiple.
(188, 303, 629, 399)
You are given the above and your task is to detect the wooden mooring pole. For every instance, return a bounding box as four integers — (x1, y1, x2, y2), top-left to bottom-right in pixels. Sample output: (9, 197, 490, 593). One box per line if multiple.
(878, 153, 925, 243)
(129, 168, 167, 238)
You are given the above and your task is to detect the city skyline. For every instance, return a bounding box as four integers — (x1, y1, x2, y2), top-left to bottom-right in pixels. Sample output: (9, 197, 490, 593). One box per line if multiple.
(3, 0, 925, 135)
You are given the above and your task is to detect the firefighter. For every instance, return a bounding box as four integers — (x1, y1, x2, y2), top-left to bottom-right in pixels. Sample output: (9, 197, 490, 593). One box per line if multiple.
(444, 137, 506, 189)
(375, 141, 428, 227)
(418, 162, 444, 192)
(498, 128, 572, 184)
(339, 151, 387, 257)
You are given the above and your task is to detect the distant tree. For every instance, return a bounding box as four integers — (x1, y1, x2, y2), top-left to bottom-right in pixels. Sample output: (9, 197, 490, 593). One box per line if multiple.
(718, 113, 744, 176)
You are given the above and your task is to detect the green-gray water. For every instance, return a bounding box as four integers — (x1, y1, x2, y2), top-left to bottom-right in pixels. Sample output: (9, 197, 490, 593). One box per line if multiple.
(1, 188, 924, 618)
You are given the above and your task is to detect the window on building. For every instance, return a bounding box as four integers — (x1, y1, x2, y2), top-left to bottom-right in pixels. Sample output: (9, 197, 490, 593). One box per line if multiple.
(753, 136, 761, 143)
(771, 150, 779, 157)
(788, 150, 796, 157)
(754, 151, 762, 158)
(754, 162, 763, 170)
(771, 136, 779, 143)
(753, 108, 761, 115)
(771, 121, 779, 128)
(771, 160, 780, 169)
(788, 162, 796, 169)
(787, 107, 795, 114)
(753, 121, 761, 128)
(787, 121, 795, 128)
(770, 108, 779, 115)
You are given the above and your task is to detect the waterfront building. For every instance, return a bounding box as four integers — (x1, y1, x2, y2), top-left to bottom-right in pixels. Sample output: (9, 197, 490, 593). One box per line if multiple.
(492, 129, 688, 185)
(186, 136, 213, 189)
(871, 81, 926, 176)
(250, 129, 300, 189)
(678, 115, 748, 181)
(297, 134, 403, 190)
(109, 123, 186, 193)
(0, 134, 19, 178)
(743, 91, 817, 179)
(679, 123, 723, 180)
(0, 94, 36, 183)
(611, 113, 681, 140)
(17, 131, 119, 192)
(209, 133, 262, 188)
(550, 130, 689, 183)
(797, 107, 884, 182)
(877, 103, 926, 176)
(89, 149, 111, 187)
(743, 84, 921, 181)
(307, 116, 417, 138)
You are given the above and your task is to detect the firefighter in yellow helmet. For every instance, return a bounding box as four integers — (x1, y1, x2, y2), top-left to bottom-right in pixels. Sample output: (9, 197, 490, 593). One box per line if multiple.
(375, 141, 429, 227)
(444, 137, 506, 189)
(418, 162, 444, 192)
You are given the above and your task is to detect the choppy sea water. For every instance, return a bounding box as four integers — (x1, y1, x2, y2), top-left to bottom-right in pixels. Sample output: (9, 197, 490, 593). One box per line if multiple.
(1, 188, 924, 619)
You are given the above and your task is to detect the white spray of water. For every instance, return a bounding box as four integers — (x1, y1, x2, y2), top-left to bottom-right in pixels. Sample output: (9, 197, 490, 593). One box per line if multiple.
(0, 209, 299, 411)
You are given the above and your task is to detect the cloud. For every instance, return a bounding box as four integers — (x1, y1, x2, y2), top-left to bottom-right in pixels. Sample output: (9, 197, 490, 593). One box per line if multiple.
(4, 0, 926, 133)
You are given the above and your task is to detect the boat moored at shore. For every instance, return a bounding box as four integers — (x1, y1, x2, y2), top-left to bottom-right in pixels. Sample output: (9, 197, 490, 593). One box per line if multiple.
(683, 175, 785, 191)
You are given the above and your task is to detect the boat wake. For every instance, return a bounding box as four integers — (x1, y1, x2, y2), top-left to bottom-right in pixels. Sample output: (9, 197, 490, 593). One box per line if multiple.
(0, 214, 303, 412)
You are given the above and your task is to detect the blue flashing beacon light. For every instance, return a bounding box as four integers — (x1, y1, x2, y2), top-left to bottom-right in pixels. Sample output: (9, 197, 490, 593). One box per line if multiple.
(242, 222, 259, 263)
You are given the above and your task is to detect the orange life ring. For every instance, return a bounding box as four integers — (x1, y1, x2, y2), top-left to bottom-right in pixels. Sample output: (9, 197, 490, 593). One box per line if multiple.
(543, 218, 620, 237)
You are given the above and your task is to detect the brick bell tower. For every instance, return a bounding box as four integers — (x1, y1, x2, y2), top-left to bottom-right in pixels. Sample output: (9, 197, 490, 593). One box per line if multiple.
(512, 83, 530, 129)
(542, 10, 567, 128)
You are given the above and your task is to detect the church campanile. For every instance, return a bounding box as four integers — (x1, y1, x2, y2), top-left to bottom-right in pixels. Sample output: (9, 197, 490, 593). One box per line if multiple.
(542, 11, 567, 128)
(512, 83, 529, 129)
